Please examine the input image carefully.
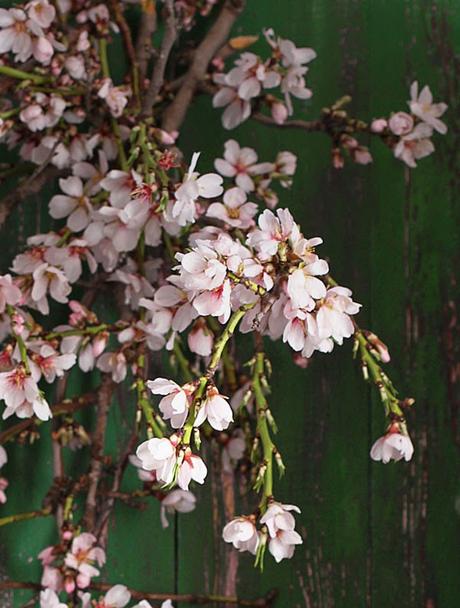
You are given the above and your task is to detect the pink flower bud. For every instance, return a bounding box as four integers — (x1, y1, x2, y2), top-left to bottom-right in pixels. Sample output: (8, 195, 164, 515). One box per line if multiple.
(270, 101, 288, 124)
(370, 118, 388, 133)
(64, 578, 76, 594)
(388, 111, 414, 136)
(353, 146, 373, 165)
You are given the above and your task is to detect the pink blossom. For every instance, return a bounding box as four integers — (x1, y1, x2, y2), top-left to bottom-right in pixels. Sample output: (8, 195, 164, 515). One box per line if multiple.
(147, 378, 193, 429)
(160, 489, 196, 528)
(136, 437, 177, 485)
(96, 351, 127, 383)
(29, 343, 76, 382)
(370, 428, 414, 463)
(247, 208, 297, 259)
(214, 140, 264, 192)
(39, 589, 67, 608)
(0, 274, 22, 312)
(409, 81, 447, 134)
(212, 78, 252, 130)
(222, 517, 259, 555)
(388, 111, 414, 136)
(177, 448, 207, 491)
(260, 501, 302, 562)
(64, 532, 106, 589)
(96, 584, 131, 608)
(393, 122, 435, 168)
(98, 78, 131, 118)
(49, 176, 92, 232)
(370, 118, 388, 133)
(187, 322, 213, 357)
(207, 187, 257, 229)
(172, 152, 223, 226)
(194, 386, 233, 431)
(31, 262, 71, 313)
(26, 1, 56, 29)
(0, 366, 51, 421)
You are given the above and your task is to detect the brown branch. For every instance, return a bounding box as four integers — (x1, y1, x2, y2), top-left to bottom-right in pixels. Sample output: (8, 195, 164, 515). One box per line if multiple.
(0, 581, 278, 606)
(135, 0, 157, 84)
(109, 0, 140, 104)
(83, 374, 114, 532)
(161, 0, 246, 133)
(96, 428, 138, 546)
(251, 112, 326, 132)
(141, 0, 178, 117)
(0, 391, 98, 445)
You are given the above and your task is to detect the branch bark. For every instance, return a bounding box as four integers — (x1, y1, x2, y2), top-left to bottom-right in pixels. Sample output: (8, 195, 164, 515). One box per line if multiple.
(161, 0, 246, 132)
(0, 391, 98, 445)
(82, 375, 114, 532)
(141, 0, 178, 117)
(135, 0, 157, 84)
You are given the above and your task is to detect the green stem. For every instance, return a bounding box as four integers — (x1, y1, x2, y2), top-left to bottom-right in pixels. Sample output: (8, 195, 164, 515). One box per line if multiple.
(253, 352, 274, 508)
(356, 331, 403, 418)
(0, 508, 52, 528)
(0, 66, 48, 84)
(45, 324, 110, 340)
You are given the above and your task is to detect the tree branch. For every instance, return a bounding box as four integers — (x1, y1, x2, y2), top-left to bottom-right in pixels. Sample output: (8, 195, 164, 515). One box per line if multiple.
(135, 0, 157, 84)
(161, 0, 246, 132)
(0, 391, 98, 445)
(141, 0, 178, 117)
(0, 581, 278, 606)
(82, 375, 114, 532)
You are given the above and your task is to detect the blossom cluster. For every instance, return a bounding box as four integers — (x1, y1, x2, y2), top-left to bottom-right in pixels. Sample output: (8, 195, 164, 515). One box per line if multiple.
(0, 0, 434, 592)
(213, 28, 316, 129)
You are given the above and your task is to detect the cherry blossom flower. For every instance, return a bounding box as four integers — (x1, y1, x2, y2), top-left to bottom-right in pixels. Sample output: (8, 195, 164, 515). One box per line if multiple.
(92, 584, 131, 608)
(247, 208, 297, 259)
(98, 78, 131, 118)
(260, 501, 303, 562)
(31, 262, 71, 314)
(223, 516, 259, 554)
(29, 343, 76, 382)
(177, 448, 207, 491)
(160, 489, 196, 528)
(206, 187, 258, 229)
(187, 321, 213, 357)
(172, 152, 223, 226)
(370, 427, 414, 463)
(0, 366, 51, 420)
(147, 378, 193, 429)
(64, 532, 106, 589)
(136, 437, 177, 486)
(194, 386, 233, 431)
(96, 351, 127, 383)
(222, 429, 246, 472)
(408, 81, 447, 134)
(27, 1, 56, 29)
(214, 140, 263, 191)
(39, 589, 67, 608)
(388, 112, 414, 136)
(49, 176, 93, 232)
(0, 274, 22, 312)
(212, 79, 251, 130)
(393, 122, 435, 168)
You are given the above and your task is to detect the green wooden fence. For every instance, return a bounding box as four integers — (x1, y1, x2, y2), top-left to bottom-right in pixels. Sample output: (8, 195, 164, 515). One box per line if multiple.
(1, 1, 459, 606)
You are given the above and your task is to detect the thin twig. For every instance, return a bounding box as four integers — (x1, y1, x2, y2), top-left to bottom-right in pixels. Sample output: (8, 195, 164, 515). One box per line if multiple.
(135, 0, 157, 84)
(142, 0, 178, 117)
(0, 391, 98, 445)
(83, 374, 114, 532)
(161, 0, 246, 132)
(0, 581, 278, 606)
(109, 0, 140, 105)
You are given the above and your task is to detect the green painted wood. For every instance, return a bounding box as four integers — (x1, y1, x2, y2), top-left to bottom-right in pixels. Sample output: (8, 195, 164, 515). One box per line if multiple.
(0, 1, 459, 607)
